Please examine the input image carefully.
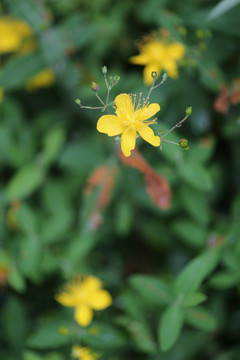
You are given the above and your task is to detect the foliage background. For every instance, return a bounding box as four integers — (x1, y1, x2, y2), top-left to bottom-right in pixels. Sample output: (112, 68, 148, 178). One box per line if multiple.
(0, 0, 240, 359)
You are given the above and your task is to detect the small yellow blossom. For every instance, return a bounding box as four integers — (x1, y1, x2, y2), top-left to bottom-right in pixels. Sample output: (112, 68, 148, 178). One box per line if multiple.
(55, 275, 112, 327)
(130, 38, 185, 85)
(97, 93, 160, 157)
(25, 69, 55, 91)
(72, 345, 97, 360)
(0, 16, 33, 54)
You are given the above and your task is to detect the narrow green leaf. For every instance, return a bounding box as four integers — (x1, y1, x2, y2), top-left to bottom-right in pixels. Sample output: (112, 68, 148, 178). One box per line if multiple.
(159, 303, 184, 351)
(174, 249, 221, 295)
(172, 219, 207, 248)
(6, 164, 44, 201)
(182, 292, 207, 307)
(209, 271, 239, 289)
(178, 161, 213, 191)
(42, 127, 65, 167)
(186, 306, 218, 331)
(129, 275, 172, 306)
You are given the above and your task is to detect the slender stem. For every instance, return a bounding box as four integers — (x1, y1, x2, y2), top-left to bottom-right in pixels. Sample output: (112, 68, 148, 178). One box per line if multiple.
(95, 93, 111, 114)
(104, 74, 109, 89)
(144, 78, 156, 105)
(162, 114, 189, 139)
(161, 138, 179, 146)
(80, 105, 105, 110)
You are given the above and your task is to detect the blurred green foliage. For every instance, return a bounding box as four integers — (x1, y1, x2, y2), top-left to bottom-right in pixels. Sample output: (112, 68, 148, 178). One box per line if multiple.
(0, 0, 240, 359)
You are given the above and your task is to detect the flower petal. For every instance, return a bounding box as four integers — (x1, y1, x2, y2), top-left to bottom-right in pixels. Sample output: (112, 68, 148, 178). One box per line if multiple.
(129, 54, 150, 65)
(143, 64, 161, 85)
(167, 43, 185, 59)
(97, 115, 125, 136)
(134, 103, 160, 122)
(74, 304, 93, 326)
(137, 124, 161, 147)
(87, 289, 112, 310)
(162, 59, 178, 78)
(115, 93, 134, 121)
(55, 292, 79, 307)
(121, 127, 136, 157)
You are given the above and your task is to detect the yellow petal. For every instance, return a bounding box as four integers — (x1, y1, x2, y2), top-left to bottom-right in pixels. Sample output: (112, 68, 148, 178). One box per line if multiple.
(143, 64, 161, 85)
(87, 289, 112, 310)
(167, 43, 185, 59)
(81, 276, 101, 291)
(137, 124, 161, 147)
(115, 93, 134, 121)
(121, 127, 136, 157)
(97, 115, 126, 136)
(74, 304, 93, 326)
(162, 59, 178, 78)
(129, 54, 150, 65)
(134, 103, 160, 121)
(55, 292, 79, 307)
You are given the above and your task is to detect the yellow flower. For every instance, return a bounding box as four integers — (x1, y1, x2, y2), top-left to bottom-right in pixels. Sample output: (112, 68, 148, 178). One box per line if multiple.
(97, 93, 160, 157)
(72, 345, 97, 360)
(55, 276, 112, 327)
(130, 39, 185, 85)
(25, 69, 55, 91)
(0, 16, 33, 54)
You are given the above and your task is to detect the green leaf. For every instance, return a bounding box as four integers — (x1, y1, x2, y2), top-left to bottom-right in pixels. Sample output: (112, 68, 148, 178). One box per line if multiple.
(172, 219, 207, 248)
(159, 303, 184, 351)
(42, 127, 65, 167)
(186, 306, 218, 331)
(8, 263, 26, 293)
(119, 317, 157, 355)
(129, 275, 172, 306)
(174, 249, 221, 295)
(6, 164, 44, 201)
(2, 296, 28, 351)
(182, 292, 207, 307)
(178, 161, 213, 191)
(80, 322, 127, 349)
(180, 186, 211, 225)
(26, 316, 72, 349)
(0, 52, 45, 90)
(209, 271, 239, 289)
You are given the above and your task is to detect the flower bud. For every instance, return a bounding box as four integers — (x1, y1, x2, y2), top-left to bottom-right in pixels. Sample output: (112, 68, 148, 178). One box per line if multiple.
(102, 66, 107, 74)
(162, 73, 168, 81)
(114, 75, 120, 81)
(75, 99, 81, 105)
(91, 82, 99, 92)
(151, 71, 157, 78)
(185, 106, 192, 115)
(179, 139, 190, 150)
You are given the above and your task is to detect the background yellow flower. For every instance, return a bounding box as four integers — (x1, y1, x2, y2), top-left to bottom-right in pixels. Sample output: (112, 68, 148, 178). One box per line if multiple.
(130, 39, 185, 85)
(25, 69, 56, 91)
(0, 16, 33, 54)
(55, 276, 112, 327)
(72, 345, 97, 360)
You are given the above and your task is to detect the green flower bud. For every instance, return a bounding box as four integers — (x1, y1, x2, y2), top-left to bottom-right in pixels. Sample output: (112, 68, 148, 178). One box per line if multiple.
(179, 139, 190, 150)
(91, 82, 99, 92)
(102, 66, 107, 74)
(114, 75, 120, 81)
(185, 106, 192, 115)
(162, 73, 168, 81)
(151, 71, 157, 78)
(75, 99, 81, 105)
